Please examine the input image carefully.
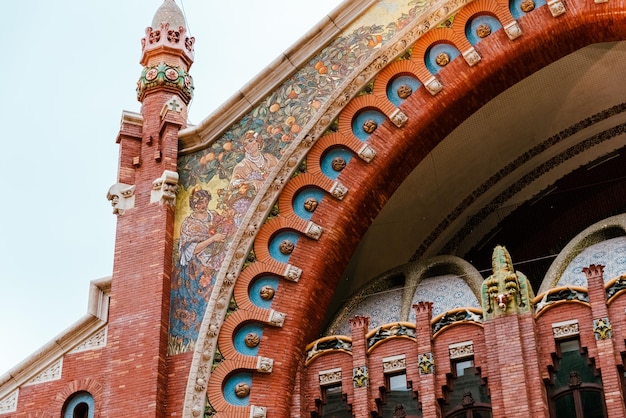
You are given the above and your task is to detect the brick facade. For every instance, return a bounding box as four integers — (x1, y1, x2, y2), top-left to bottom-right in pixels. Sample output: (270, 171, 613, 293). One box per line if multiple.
(3, 0, 626, 417)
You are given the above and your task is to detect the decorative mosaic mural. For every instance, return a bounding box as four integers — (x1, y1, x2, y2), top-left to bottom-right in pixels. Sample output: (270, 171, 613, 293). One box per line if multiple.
(169, 0, 435, 354)
(557, 237, 626, 287)
(331, 274, 480, 335)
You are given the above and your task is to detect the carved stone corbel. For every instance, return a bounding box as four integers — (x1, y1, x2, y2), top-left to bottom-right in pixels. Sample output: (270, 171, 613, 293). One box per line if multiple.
(424, 76, 443, 95)
(390, 108, 408, 127)
(358, 144, 376, 162)
(283, 264, 302, 282)
(268, 310, 286, 327)
(150, 170, 179, 205)
(250, 406, 267, 418)
(462, 47, 481, 66)
(330, 181, 348, 200)
(547, 0, 566, 16)
(305, 221, 323, 240)
(256, 356, 274, 373)
(107, 183, 136, 215)
(504, 21, 523, 40)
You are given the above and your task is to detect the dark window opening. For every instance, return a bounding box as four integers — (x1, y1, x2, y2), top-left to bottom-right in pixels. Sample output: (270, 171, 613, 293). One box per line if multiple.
(63, 391, 94, 418)
(440, 357, 492, 418)
(376, 371, 422, 417)
(313, 384, 352, 418)
(546, 338, 607, 418)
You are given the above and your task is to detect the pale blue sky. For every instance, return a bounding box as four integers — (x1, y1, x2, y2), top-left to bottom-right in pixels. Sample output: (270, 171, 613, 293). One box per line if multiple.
(0, 0, 343, 376)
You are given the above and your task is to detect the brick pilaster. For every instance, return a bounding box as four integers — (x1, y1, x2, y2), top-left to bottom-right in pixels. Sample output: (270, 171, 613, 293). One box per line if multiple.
(584, 264, 626, 418)
(349, 315, 373, 417)
(413, 302, 440, 418)
(483, 314, 534, 418)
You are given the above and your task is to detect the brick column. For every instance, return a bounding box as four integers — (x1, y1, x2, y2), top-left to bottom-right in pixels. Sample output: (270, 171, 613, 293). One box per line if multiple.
(349, 315, 373, 417)
(104, 90, 185, 417)
(584, 264, 626, 418)
(519, 312, 550, 416)
(483, 314, 534, 417)
(413, 302, 440, 418)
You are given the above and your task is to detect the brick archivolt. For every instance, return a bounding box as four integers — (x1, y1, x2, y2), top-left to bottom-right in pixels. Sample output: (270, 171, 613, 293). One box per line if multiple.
(183, 0, 626, 415)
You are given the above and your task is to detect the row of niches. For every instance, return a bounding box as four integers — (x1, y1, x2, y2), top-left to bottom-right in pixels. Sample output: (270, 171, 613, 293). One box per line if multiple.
(326, 236, 626, 337)
(278, 0, 556, 234)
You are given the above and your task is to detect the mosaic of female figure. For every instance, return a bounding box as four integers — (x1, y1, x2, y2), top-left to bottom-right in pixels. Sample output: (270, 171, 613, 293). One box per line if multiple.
(170, 187, 229, 350)
(227, 130, 279, 225)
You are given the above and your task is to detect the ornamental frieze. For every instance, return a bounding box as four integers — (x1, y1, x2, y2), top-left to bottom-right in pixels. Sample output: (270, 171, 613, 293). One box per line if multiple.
(137, 62, 194, 103)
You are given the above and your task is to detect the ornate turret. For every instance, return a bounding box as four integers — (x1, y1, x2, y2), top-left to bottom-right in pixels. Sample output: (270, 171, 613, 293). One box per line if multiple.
(103, 1, 195, 415)
(137, 0, 195, 104)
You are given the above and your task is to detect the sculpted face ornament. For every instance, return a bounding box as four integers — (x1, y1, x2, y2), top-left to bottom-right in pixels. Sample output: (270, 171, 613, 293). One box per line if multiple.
(435, 52, 450, 67)
(397, 84, 413, 99)
(303, 197, 319, 212)
(279, 240, 294, 255)
(362, 119, 378, 134)
(235, 383, 250, 398)
(245, 332, 261, 348)
(520, 0, 535, 11)
(476, 24, 492, 38)
(331, 157, 347, 172)
(260, 285, 275, 300)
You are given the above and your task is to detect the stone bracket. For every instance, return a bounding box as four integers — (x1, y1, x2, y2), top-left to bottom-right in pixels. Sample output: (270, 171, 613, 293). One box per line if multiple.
(548, 0, 566, 16)
(283, 264, 302, 282)
(390, 108, 408, 127)
(305, 221, 323, 240)
(150, 170, 179, 206)
(462, 47, 481, 66)
(107, 183, 136, 215)
(330, 181, 348, 200)
(425, 76, 443, 95)
(256, 356, 274, 373)
(268, 310, 286, 327)
(504, 21, 523, 40)
(358, 144, 376, 162)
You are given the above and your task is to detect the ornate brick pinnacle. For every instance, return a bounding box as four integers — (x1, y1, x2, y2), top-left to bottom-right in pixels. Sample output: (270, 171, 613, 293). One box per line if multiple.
(582, 264, 605, 279)
(349, 315, 370, 329)
(413, 301, 433, 316)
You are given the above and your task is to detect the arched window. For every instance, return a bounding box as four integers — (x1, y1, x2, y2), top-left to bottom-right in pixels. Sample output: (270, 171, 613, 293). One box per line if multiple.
(63, 391, 94, 418)
(546, 338, 607, 418)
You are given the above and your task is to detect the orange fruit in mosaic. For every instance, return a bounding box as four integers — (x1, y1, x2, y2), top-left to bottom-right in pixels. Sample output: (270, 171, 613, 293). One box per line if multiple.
(288, 89, 298, 99)
(314, 60, 324, 70)
(285, 116, 296, 126)
(290, 124, 301, 134)
(311, 100, 321, 109)
(205, 152, 215, 162)
(223, 142, 232, 151)
(317, 66, 328, 74)
(269, 103, 280, 112)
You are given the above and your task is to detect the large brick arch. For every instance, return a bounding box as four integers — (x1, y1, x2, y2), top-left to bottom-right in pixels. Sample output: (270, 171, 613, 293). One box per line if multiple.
(184, 0, 626, 416)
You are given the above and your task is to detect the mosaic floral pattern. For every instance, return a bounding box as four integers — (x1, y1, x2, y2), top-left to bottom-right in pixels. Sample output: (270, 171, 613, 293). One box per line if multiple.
(557, 237, 626, 287)
(410, 275, 480, 319)
(334, 288, 404, 336)
(170, 1, 437, 354)
(332, 275, 480, 335)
